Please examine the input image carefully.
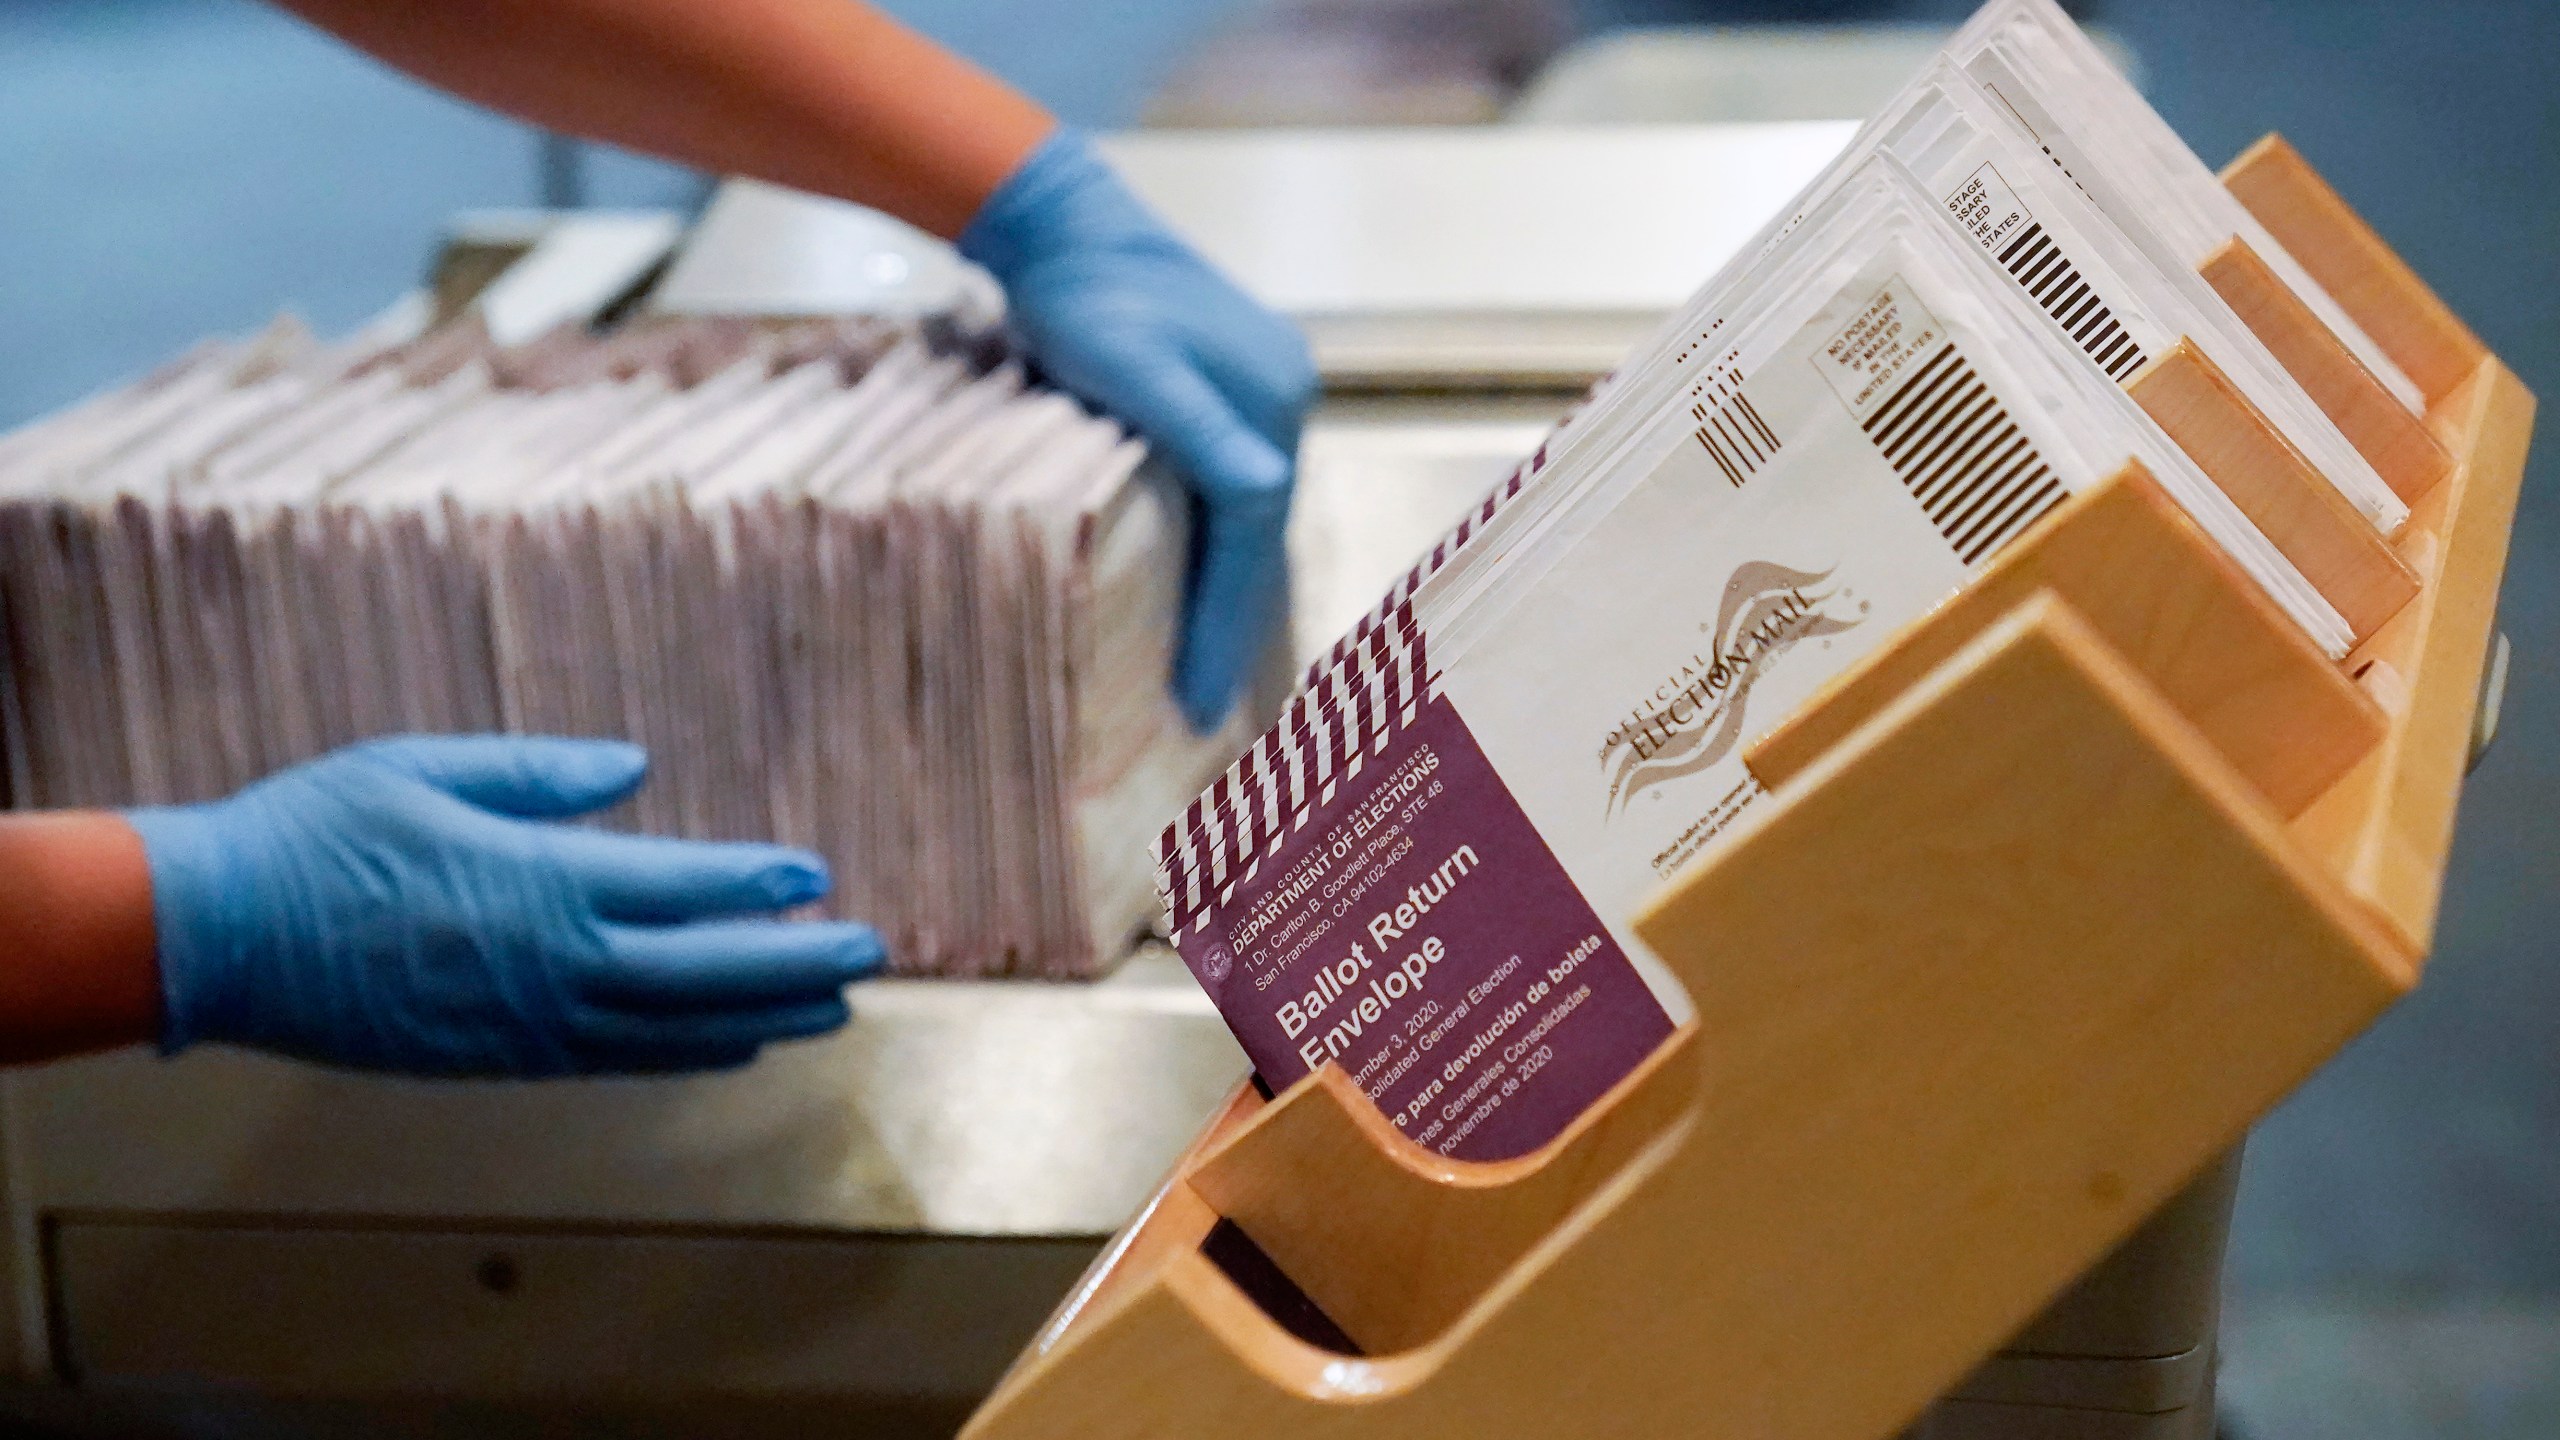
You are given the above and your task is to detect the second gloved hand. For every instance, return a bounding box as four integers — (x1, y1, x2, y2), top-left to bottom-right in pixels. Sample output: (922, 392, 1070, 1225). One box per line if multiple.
(126, 736, 882, 1077)
(960, 128, 1317, 734)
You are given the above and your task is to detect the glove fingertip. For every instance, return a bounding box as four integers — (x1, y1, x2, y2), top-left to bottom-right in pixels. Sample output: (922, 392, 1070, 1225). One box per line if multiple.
(1173, 637, 1242, 736)
(777, 994, 855, 1039)
(590, 736, 649, 775)
(635, 1044, 767, 1076)
(1193, 425, 1294, 511)
(821, 923, 890, 982)
(549, 737, 650, 808)
(705, 842, 834, 909)
(765, 851, 831, 909)
(1172, 527, 1284, 739)
(1180, 695, 1234, 738)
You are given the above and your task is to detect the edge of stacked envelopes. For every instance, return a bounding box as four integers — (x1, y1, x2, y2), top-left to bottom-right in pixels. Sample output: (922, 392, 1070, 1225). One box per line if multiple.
(0, 313, 1257, 979)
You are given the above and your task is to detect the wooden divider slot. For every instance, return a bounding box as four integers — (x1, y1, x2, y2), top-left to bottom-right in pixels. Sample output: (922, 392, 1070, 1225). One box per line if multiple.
(1003, 1081, 1265, 1369)
(2224, 134, 2487, 408)
(1187, 1024, 1700, 1355)
(2288, 359, 2534, 952)
(1747, 463, 2385, 816)
(2126, 339, 2417, 639)
(2201, 236, 2452, 504)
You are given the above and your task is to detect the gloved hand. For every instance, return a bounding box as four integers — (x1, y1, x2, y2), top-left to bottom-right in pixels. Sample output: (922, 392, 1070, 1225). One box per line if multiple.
(124, 736, 882, 1077)
(960, 128, 1316, 733)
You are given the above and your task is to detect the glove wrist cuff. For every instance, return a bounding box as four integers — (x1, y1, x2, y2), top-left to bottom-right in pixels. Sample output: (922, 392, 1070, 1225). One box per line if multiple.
(957, 128, 1155, 284)
(125, 803, 250, 1054)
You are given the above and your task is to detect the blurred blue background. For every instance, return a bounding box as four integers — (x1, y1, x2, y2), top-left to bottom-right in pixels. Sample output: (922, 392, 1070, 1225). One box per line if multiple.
(3, 0, 2554, 1434)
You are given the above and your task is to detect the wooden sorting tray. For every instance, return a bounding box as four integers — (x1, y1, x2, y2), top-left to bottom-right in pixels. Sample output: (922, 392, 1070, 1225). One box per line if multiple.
(959, 137, 2535, 1440)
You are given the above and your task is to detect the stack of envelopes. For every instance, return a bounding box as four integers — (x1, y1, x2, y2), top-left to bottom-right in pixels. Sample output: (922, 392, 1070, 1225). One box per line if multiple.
(0, 314, 1248, 978)
(1159, 0, 2431, 1161)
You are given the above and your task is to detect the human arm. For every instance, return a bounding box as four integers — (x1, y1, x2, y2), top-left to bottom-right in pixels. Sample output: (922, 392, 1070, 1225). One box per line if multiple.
(268, 0, 1049, 239)
(0, 814, 160, 1064)
(270, 0, 1315, 729)
(0, 736, 881, 1075)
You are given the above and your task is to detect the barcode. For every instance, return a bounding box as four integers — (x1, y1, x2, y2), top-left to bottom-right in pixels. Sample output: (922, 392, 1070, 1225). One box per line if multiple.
(1863, 343, 2067, 565)
(1689, 390, 1780, 487)
(1996, 223, 2147, 380)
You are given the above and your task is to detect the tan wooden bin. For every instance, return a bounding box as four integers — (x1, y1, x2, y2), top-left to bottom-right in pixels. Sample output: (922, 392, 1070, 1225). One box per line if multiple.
(957, 135, 2534, 1440)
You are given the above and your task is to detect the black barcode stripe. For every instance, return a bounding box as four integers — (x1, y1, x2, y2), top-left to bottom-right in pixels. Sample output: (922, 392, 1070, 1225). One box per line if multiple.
(2067, 298, 2116, 350)
(1692, 385, 1782, 487)
(2023, 253, 2075, 304)
(2047, 265, 2095, 317)
(1992, 223, 2150, 383)
(1734, 393, 1778, 450)
(2026, 261, 2078, 310)
(1935, 438, 2038, 534)
(1873, 365, 1980, 464)
(1957, 461, 2061, 552)
(2045, 278, 2096, 326)
(2016, 239, 2069, 295)
(2087, 317, 2132, 364)
(1951, 476, 2045, 563)
(2003, 225, 2052, 272)
(1916, 424, 2027, 519)
(1898, 387, 2000, 483)
(1862, 342, 2069, 565)
(2046, 276, 2096, 325)
(1697, 428, 1743, 486)
(1953, 465, 2056, 562)
(1877, 373, 1985, 464)
(2059, 287, 2107, 338)
(1959, 452, 2051, 546)
(1714, 411, 1765, 466)
(1905, 404, 2012, 504)
(1919, 427, 2030, 518)
(1899, 398, 2006, 509)
(1959, 471, 2067, 564)
(1978, 466, 2068, 560)
(1864, 345, 1963, 445)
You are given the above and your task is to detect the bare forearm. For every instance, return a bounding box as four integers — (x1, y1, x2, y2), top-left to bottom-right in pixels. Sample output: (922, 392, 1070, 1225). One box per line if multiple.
(0, 814, 160, 1064)
(272, 0, 1057, 238)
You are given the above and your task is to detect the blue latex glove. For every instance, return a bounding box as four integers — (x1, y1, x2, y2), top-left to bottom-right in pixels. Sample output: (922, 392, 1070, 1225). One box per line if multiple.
(124, 736, 882, 1077)
(960, 128, 1316, 733)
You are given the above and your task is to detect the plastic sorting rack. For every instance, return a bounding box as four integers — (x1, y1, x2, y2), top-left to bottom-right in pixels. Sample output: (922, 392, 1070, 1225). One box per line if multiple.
(960, 136, 2534, 1440)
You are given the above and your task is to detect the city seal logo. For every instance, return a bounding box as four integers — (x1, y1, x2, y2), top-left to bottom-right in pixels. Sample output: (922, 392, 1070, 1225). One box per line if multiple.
(1196, 934, 1235, 985)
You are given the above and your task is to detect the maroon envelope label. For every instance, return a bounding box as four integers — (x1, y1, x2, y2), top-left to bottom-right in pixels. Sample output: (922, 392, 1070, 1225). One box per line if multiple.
(1175, 696, 1676, 1160)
